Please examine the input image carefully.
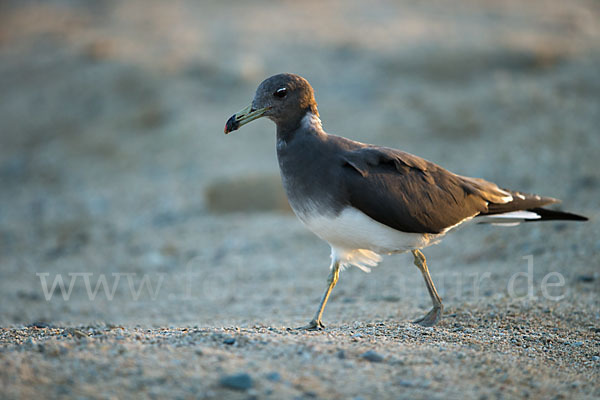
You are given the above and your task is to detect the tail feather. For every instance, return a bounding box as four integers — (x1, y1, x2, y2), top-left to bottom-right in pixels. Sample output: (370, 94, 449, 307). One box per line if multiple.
(477, 190, 588, 224)
(525, 207, 588, 222)
(483, 190, 559, 216)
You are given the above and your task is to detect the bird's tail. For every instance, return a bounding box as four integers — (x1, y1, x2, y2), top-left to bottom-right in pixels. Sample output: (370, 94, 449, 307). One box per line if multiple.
(522, 207, 588, 222)
(476, 190, 588, 226)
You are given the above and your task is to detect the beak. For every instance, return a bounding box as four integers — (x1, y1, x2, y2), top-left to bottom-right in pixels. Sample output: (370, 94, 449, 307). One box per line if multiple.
(224, 104, 270, 134)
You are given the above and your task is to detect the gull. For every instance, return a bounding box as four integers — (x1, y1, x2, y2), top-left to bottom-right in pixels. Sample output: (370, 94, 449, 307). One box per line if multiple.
(224, 73, 587, 329)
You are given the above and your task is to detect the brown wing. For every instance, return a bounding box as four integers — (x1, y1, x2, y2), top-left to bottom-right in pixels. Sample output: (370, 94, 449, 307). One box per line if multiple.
(340, 146, 513, 234)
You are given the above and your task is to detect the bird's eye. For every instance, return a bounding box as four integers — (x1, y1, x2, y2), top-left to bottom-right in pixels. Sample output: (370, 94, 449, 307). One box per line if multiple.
(274, 87, 287, 98)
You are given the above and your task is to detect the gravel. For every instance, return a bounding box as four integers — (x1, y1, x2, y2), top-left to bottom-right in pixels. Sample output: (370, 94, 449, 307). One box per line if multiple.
(0, 319, 598, 398)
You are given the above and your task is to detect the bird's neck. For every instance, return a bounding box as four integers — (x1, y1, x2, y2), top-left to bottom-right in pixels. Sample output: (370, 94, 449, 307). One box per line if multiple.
(276, 111, 325, 146)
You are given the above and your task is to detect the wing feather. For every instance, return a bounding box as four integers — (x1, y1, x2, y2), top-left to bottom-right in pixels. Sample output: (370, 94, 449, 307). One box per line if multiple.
(340, 146, 494, 234)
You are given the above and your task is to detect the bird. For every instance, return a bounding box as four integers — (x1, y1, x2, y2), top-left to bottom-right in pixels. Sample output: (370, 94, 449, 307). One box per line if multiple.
(223, 73, 588, 330)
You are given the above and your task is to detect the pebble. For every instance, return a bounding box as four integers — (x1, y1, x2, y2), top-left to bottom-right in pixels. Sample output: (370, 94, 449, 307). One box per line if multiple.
(577, 275, 595, 283)
(360, 350, 384, 363)
(73, 329, 88, 339)
(398, 379, 431, 388)
(219, 373, 253, 391)
(265, 372, 281, 382)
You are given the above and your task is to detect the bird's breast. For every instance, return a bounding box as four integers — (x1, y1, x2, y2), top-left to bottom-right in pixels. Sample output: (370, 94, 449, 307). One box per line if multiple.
(300, 207, 437, 255)
(277, 142, 344, 218)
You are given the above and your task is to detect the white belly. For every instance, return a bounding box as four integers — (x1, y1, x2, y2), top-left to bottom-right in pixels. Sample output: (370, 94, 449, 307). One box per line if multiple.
(298, 207, 443, 271)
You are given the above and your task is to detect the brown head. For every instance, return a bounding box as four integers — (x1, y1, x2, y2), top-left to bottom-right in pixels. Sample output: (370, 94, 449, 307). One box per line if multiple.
(224, 73, 318, 134)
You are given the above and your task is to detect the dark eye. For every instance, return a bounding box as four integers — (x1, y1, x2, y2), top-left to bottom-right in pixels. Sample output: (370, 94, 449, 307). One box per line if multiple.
(274, 87, 287, 98)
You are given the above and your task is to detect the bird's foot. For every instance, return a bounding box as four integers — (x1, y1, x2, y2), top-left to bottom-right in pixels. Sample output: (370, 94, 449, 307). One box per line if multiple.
(296, 319, 325, 331)
(412, 306, 443, 327)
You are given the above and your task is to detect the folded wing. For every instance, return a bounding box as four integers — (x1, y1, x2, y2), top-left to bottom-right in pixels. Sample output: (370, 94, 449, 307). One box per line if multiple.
(339, 146, 552, 234)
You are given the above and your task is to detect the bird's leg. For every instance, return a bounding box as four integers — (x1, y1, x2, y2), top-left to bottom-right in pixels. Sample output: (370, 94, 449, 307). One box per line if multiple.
(297, 260, 340, 330)
(411, 249, 444, 326)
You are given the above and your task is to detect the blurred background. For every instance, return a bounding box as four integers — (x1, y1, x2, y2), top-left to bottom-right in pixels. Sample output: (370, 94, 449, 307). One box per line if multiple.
(0, 0, 598, 327)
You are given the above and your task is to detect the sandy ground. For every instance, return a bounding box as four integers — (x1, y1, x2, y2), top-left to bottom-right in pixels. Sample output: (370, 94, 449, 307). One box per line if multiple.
(0, 0, 599, 398)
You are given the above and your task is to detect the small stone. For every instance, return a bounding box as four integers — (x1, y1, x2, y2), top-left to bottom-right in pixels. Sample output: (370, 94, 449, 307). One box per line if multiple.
(336, 350, 346, 359)
(591, 356, 599, 361)
(265, 372, 281, 382)
(220, 373, 253, 391)
(73, 329, 87, 338)
(223, 337, 236, 345)
(577, 275, 595, 283)
(360, 350, 384, 363)
(572, 341, 584, 347)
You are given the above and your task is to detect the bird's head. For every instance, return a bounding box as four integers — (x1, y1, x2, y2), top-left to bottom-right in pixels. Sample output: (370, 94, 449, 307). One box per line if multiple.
(224, 73, 318, 134)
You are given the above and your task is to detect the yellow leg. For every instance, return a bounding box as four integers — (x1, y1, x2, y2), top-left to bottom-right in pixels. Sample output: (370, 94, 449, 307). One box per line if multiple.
(297, 260, 340, 330)
(412, 250, 444, 326)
